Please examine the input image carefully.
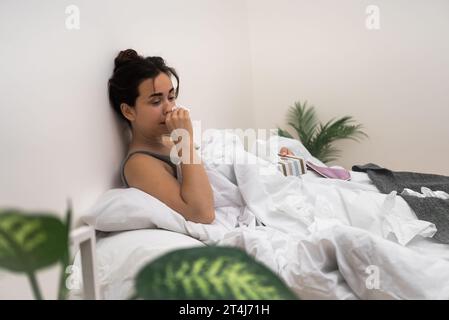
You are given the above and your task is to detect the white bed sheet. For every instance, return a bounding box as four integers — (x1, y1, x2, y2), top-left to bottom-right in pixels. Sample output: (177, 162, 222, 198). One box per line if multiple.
(74, 131, 449, 300)
(305, 170, 449, 259)
(73, 170, 449, 300)
(70, 169, 378, 300)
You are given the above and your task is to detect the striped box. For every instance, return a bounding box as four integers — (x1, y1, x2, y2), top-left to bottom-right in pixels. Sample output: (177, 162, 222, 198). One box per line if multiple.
(277, 155, 307, 176)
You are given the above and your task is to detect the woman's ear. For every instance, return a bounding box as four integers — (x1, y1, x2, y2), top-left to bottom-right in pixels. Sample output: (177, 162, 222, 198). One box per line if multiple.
(120, 103, 135, 122)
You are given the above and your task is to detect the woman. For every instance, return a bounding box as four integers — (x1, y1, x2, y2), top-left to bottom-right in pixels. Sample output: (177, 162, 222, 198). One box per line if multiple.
(108, 49, 293, 224)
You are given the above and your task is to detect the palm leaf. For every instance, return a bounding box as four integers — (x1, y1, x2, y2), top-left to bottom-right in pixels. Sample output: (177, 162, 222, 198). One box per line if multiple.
(286, 101, 319, 147)
(311, 116, 367, 162)
(321, 116, 367, 143)
(316, 144, 341, 164)
(277, 127, 294, 139)
(135, 246, 297, 300)
(278, 100, 368, 163)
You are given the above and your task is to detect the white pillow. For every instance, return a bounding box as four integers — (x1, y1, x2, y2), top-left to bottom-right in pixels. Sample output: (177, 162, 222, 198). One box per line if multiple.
(80, 188, 232, 244)
(81, 188, 161, 232)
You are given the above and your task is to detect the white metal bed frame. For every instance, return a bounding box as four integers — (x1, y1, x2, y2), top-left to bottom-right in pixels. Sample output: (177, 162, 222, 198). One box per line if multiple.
(69, 226, 100, 300)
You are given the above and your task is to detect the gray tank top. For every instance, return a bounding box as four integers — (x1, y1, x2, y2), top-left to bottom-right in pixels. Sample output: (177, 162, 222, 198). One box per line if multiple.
(120, 150, 180, 188)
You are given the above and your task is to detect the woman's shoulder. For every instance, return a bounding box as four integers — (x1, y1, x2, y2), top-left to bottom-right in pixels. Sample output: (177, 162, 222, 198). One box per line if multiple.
(123, 152, 176, 183)
(124, 149, 175, 169)
(123, 147, 178, 181)
(127, 139, 175, 158)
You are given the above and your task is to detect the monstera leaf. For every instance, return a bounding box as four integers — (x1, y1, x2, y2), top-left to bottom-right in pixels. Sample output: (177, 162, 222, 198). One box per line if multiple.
(135, 246, 297, 300)
(0, 207, 70, 299)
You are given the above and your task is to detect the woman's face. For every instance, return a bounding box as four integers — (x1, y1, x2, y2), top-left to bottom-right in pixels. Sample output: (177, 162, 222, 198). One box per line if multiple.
(131, 72, 176, 138)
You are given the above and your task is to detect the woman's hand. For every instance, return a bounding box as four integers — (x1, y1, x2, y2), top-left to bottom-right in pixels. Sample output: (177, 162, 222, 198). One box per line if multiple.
(165, 106, 193, 144)
(279, 147, 295, 156)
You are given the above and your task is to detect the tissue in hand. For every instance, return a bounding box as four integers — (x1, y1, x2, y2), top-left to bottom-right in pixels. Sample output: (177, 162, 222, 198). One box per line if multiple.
(173, 104, 190, 112)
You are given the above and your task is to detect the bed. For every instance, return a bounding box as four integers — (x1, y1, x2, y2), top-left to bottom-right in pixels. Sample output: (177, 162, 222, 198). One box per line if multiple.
(69, 130, 449, 300)
(69, 229, 204, 299)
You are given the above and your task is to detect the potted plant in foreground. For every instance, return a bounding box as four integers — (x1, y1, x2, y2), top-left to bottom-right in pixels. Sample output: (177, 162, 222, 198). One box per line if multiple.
(278, 100, 368, 163)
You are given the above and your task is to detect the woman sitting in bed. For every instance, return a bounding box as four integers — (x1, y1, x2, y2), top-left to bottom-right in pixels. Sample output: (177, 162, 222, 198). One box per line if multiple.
(108, 49, 294, 224)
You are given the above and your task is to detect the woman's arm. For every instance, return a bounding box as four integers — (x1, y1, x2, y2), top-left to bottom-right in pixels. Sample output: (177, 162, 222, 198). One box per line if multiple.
(126, 107, 215, 224)
(168, 107, 214, 223)
(124, 151, 215, 224)
(178, 139, 215, 223)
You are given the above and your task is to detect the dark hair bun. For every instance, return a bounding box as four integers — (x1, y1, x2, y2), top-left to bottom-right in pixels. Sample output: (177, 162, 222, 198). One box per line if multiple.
(114, 49, 142, 71)
(147, 56, 165, 66)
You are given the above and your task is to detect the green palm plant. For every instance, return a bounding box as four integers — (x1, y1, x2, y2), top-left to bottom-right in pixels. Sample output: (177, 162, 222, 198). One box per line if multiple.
(278, 100, 368, 163)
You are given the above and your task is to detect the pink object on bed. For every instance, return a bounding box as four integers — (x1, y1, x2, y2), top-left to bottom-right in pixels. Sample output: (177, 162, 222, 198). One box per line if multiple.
(306, 161, 351, 181)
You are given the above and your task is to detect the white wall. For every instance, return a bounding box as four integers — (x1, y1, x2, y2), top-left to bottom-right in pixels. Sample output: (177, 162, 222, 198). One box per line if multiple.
(246, 0, 449, 174)
(0, 0, 252, 299)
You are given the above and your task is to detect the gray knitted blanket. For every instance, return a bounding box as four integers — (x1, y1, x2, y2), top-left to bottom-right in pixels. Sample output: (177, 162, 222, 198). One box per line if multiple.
(352, 163, 449, 244)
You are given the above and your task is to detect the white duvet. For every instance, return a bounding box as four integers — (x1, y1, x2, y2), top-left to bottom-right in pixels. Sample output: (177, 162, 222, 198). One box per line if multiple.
(198, 131, 449, 299)
(80, 130, 449, 299)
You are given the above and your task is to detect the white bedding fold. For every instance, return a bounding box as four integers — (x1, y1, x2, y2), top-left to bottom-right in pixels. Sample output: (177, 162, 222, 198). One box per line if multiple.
(200, 130, 449, 299)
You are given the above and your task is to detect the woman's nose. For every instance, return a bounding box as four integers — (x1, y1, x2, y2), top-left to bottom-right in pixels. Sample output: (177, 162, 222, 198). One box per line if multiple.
(163, 103, 175, 115)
